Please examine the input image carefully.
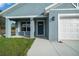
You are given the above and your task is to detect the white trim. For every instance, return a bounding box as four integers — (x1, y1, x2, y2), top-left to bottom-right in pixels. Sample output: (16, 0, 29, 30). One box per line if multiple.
(36, 20, 45, 36)
(58, 14, 60, 41)
(47, 8, 79, 12)
(26, 21, 30, 32)
(50, 8, 79, 10)
(77, 3, 79, 8)
(30, 18, 35, 38)
(0, 3, 19, 15)
(5, 15, 47, 18)
(45, 3, 58, 11)
(45, 3, 63, 13)
(72, 3, 77, 8)
(58, 13, 79, 16)
(18, 21, 21, 32)
(72, 3, 79, 8)
(16, 21, 21, 36)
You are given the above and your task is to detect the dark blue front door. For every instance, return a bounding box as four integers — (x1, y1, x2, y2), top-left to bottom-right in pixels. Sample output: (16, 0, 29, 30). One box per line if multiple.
(38, 21, 44, 36)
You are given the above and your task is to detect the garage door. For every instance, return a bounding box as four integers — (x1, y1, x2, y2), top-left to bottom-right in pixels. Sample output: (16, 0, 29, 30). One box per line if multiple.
(59, 14, 79, 40)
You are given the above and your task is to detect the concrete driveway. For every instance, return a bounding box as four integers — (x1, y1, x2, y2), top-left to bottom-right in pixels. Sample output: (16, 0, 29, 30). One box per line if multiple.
(51, 40, 79, 56)
(27, 38, 79, 56)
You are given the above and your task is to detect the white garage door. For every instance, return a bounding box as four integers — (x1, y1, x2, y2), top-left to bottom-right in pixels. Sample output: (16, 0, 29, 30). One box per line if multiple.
(59, 14, 79, 40)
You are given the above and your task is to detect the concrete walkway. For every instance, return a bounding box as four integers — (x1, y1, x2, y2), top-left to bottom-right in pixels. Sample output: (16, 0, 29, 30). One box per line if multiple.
(27, 38, 79, 56)
(27, 38, 59, 56)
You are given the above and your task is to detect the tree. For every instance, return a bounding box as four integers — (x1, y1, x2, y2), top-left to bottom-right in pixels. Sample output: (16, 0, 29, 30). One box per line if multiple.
(0, 10, 2, 12)
(0, 15, 5, 35)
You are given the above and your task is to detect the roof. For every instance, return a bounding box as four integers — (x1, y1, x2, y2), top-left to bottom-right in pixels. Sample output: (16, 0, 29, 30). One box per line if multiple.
(0, 3, 58, 15)
(1, 3, 77, 15)
(0, 3, 19, 15)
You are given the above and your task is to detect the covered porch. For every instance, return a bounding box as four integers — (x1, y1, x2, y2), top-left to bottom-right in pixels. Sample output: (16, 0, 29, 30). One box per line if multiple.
(5, 16, 49, 39)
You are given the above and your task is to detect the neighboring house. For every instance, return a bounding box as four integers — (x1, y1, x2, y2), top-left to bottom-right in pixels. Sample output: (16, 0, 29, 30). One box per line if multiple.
(0, 3, 79, 41)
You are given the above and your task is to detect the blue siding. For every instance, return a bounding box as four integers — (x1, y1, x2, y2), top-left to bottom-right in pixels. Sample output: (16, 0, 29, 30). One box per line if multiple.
(49, 11, 58, 41)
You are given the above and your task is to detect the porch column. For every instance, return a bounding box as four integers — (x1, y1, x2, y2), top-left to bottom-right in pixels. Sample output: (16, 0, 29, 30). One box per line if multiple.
(30, 18, 35, 38)
(5, 18, 11, 37)
(16, 21, 21, 36)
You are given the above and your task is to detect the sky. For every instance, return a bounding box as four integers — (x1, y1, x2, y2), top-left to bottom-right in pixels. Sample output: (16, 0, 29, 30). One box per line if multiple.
(0, 3, 14, 11)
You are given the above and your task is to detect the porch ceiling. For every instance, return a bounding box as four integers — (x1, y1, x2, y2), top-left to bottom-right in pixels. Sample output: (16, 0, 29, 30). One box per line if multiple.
(10, 18, 30, 21)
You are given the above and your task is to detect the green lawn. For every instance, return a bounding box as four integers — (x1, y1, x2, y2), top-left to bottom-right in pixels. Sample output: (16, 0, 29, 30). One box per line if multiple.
(0, 37, 35, 56)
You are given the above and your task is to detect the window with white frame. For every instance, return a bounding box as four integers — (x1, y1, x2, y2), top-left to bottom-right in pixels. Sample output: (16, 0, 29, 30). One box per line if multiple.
(21, 21, 30, 32)
(21, 22, 26, 31)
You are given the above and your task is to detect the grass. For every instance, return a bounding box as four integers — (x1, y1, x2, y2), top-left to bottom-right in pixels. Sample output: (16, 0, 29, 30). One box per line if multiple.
(0, 37, 35, 56)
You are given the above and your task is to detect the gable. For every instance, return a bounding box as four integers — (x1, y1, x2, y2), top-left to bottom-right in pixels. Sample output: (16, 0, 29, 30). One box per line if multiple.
(46, 3, 76, 12)
(53, 3, 75, 9)
(2, 3, 51, 16)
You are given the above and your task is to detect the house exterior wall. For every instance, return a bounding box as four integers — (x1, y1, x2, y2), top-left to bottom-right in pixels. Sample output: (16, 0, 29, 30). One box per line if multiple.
(49, 11, 58, 41)
(4, 3, 79, 39)
(49, 10, 79, 41)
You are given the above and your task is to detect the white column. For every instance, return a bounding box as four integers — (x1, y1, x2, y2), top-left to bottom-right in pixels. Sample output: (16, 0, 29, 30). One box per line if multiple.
(16, 21, 21, 36)
(30, 18, 35, 38)
(5, 18, 11, 37)
(77, 3, 79, 8)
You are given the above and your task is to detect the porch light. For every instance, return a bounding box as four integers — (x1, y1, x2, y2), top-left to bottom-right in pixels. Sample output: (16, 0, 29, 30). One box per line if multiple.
(52, 16, 55, 21)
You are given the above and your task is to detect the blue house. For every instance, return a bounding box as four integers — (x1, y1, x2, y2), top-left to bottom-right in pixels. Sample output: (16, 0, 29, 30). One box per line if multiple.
(1, 3, 79, 41)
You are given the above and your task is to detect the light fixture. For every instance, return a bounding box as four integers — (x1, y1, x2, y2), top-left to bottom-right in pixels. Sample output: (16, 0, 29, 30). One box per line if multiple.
(51, 16, 55, 21)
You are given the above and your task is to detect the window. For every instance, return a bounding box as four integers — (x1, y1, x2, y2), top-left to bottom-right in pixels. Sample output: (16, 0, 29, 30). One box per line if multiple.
(21, 22, 26, 31)
(21, 21, 30, 32)
(26, 21, 30, 31)
(27, 27, 30, 31)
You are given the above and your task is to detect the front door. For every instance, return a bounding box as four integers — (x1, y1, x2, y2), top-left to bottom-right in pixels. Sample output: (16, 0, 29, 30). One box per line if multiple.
(37, 20, 45, 36)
